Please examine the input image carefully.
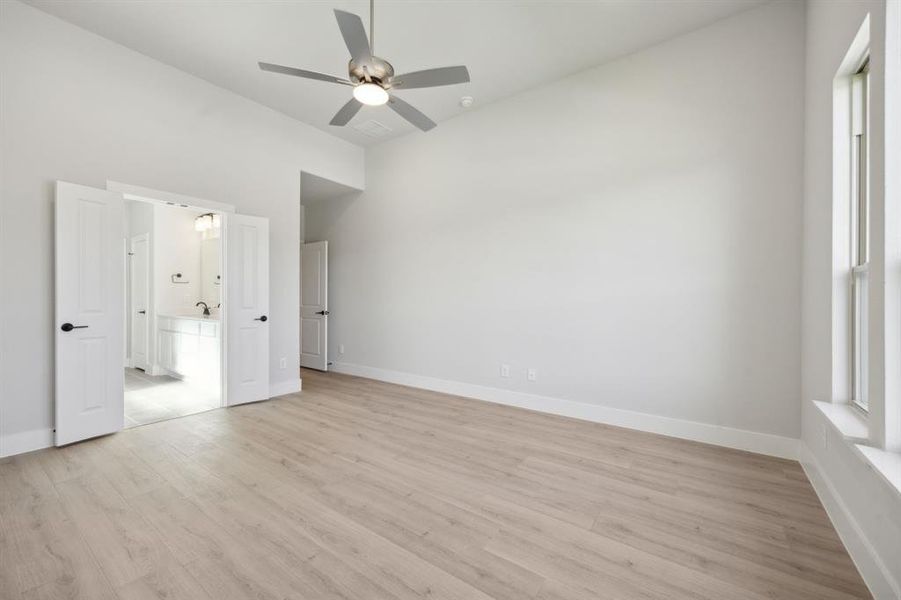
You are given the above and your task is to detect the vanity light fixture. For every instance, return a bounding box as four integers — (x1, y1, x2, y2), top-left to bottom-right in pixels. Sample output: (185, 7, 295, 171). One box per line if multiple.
(194, 213, 219, 232)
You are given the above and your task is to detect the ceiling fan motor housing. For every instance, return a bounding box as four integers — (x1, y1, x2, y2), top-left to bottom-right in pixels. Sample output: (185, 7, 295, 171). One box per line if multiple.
(349, 57, 395, 86)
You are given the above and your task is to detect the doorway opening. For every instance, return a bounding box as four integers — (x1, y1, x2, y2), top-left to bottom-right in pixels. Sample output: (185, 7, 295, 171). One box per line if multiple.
(55, 180, 271, 446)
(124, 199, 223, 427)
(299, 171, 361, 372)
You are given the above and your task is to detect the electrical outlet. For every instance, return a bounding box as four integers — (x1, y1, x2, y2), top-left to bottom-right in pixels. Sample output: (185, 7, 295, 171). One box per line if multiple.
(279, 357, 287, 369)
(500, 364, 510, 378)
(339, 344, 345, 355)
(527, 369, 537, 382)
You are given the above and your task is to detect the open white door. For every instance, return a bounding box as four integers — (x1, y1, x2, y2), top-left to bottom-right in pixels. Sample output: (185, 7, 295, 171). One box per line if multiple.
(300, 241, 328, 371)
(226, 214, 270, 405)
(130, 233, 151, 371)
(55, 182, 125, 446)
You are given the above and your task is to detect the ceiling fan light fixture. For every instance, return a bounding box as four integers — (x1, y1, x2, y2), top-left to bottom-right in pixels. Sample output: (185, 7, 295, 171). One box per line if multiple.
(353, 82, 389, 106)
(258, 3, 468, 131)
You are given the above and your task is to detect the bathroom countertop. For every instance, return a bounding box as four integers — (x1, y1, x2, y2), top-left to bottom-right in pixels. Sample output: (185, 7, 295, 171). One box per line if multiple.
(157, 313, 220, 322)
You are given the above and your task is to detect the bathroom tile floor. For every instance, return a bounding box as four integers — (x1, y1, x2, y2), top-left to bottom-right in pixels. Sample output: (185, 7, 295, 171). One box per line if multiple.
(124, 367, 220, 428)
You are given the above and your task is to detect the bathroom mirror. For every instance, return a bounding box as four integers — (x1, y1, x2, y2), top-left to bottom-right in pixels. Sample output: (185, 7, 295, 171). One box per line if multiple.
(200, 237, 221, 307)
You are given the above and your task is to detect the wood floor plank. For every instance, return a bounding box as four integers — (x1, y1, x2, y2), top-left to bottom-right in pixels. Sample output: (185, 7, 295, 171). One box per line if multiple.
(54, 476, 168, 588)
(0, 369, 872, 600)
(201, 483, 403, 600)
(590, 503, 864, 600)
(310, 474, 545, 600)
(0, 499, 118, 600)
(253, 483, 498, 600)
(0, 453, 59, 510)
(113, 554, 212, 600)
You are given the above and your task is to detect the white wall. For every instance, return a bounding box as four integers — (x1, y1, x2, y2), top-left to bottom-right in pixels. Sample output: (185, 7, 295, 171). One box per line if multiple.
(306, 1, 805, 440)
(801, 0, 901, 596)
(0, 0, 364, 452)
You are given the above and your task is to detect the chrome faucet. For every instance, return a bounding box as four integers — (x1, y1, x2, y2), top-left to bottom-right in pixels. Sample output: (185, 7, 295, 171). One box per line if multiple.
(196, 301, 211, 317)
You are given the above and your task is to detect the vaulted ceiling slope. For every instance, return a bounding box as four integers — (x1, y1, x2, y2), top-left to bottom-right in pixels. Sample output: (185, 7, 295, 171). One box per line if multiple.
(27, 0, 764, 146)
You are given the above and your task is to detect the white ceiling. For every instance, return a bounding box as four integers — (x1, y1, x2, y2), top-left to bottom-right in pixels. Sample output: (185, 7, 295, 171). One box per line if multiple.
(28, 0, 765, 147)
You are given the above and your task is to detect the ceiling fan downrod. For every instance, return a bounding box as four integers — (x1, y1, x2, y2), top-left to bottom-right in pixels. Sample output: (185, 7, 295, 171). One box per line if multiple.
(369, 0, 375, 56)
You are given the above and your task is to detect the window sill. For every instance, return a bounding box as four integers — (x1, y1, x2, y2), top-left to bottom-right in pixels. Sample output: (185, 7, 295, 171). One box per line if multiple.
(813, 400, 869, 443)
(853, 444, 901, 501)
(812, 401, 901, 501)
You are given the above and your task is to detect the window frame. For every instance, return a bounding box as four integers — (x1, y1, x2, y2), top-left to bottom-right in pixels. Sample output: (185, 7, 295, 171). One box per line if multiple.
(850, 57, 870, 413)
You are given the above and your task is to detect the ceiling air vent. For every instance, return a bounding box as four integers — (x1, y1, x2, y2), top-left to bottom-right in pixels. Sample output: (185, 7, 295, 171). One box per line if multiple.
(353, 120, 392, 138)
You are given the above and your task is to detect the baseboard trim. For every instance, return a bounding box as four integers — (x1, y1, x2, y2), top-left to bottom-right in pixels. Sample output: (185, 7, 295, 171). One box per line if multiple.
(0, 428, 54, 458)
(798, 444, 900, 599)
(270, 378, 301, 398)
(0, 380, 303, 459)
(330, 362, 800, 460)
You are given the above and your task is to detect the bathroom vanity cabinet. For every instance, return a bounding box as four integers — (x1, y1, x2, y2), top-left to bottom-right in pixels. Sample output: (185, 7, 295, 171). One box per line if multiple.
(156, 314, 220, 387)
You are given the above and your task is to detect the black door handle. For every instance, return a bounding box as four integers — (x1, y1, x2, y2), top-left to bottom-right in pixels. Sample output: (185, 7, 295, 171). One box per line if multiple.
(315, 310, 330, 316)
(61, 323, 88, 332)
(254, 315, 268, 322)
(137, 310, 146, 314)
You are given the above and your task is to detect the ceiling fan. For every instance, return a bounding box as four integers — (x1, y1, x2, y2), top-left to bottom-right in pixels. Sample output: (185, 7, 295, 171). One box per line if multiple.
(258, 0, 470, 132)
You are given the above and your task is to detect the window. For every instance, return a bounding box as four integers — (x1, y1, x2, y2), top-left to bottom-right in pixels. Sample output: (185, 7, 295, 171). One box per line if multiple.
(851, 58, 870, 411)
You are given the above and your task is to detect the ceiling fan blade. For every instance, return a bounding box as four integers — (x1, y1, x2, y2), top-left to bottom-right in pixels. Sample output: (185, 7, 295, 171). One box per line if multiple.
(390, 66, 470, 90)
(329, 98, 363, 126)
(258, 62, 351, 86)
(387, 95, 436, 131)
(334, 9, 372, 66)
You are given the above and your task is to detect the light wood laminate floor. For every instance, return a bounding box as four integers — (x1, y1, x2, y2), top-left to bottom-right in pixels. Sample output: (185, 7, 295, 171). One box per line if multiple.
(1, 369, 871, 600)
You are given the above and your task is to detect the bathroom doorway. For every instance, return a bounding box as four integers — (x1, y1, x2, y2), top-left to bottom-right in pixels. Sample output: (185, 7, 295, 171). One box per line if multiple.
(123, 199, 223, 427)
(55, 180, 270, 446)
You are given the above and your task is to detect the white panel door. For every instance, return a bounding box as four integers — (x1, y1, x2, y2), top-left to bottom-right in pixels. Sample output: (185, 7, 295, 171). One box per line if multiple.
(130, 233, 150, 371)
(226, 214, 269, 405)
(300, 241, 328, 371)
(55, 181, 125, 446)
